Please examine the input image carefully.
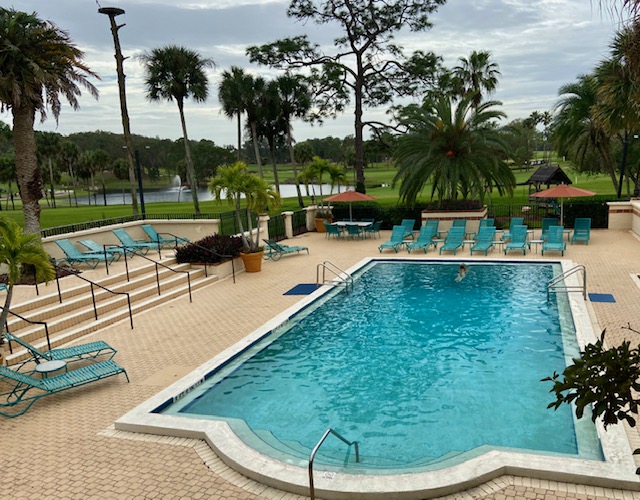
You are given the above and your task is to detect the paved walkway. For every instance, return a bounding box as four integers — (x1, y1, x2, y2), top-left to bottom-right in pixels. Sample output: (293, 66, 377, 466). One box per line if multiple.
(3, 228, 640, 499)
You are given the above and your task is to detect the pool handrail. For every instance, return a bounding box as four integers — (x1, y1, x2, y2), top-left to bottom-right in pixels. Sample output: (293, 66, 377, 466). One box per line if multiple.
(316, 261, 353, 292)
(309, 428, 360, 500)
(547, 264, 587, 300)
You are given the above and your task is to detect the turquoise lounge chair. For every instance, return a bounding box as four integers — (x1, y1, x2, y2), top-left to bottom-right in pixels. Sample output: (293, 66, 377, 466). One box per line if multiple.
(0, 284, 7, 293)
(378, 225, 406, 253)
(324, 221, 343, 240)
(541, 217, 559, 241)
(400, 219, 416, 239)
(142, 224, 190, 248)
(0, 360, 128, 418)
(571, 218, 591, 245)
(54, 239, 113, 269)
(406, 225, 437, 254)
(262, 239, 309, 261)
(470, 227, 496, 256)
(78, 239, 125, 261)
(504, 225, 528, 255)
(479, 218, 494, 228)
(5, 332, 117, 366)
(542, 226, 567, 256)
(501, 217, 524, 241)
(439, 227, 464, 255)
(112, 228, 160, 255)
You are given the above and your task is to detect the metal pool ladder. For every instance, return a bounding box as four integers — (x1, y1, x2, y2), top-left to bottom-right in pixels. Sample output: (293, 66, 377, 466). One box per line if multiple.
(309, 428, 360, 500)
(316, 261, 354, 292)
(547, 264, 587, 300)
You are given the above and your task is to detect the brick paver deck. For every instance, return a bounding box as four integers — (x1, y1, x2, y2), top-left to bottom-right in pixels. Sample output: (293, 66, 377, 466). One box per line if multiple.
(3, 228, 640, 499)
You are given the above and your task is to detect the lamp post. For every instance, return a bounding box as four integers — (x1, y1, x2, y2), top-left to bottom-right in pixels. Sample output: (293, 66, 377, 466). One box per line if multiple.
(135, 149, 146, 219)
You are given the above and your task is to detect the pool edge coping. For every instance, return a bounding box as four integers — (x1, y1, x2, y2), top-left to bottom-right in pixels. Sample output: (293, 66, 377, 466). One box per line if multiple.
(114, 257, 640, 499)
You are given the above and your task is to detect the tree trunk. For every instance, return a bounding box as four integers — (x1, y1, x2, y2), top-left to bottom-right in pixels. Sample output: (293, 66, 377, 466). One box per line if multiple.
(250, 122, 263, 177)
(287, 122, 304, 207)
(177, 99, 200, 214)
(236, 112, 242, 160)
(48, 157, 56, 209)
(0, 285, 14, 340)
(353, 67, 366, 193)
(269, 141, 280, 195)
(13, 105, 43, 236)
(597, 144, 619, 193)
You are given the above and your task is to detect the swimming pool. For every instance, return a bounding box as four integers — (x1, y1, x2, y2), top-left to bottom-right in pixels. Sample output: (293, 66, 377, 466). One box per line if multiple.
(117, 258, 638, 498)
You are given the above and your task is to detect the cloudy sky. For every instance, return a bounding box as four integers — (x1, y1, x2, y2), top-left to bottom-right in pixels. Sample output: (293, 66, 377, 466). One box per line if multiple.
(1, 0, 622, 147)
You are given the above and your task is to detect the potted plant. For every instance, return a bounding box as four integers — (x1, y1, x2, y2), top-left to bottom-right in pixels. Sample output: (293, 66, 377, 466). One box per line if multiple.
(314, 207, 333, 232)
(208, 162, 280, 272)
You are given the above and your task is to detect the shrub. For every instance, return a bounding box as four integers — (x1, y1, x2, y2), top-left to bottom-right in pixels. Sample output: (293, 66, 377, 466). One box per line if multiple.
(175, 234, 243, 264)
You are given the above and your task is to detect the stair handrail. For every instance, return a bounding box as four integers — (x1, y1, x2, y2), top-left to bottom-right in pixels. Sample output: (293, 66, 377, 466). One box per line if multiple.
(171, 240, 236, 284)
(1, 306, 52, 351)
(118, 246, 193, 303)
(51, 262, 134, 329)
(547, 264, 587, 301)
(309, 428, 360, 500)
(316, 261, 353, 292)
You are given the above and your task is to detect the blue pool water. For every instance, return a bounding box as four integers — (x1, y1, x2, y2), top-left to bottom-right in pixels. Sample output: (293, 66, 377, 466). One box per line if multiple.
(161, 261, 602, 470)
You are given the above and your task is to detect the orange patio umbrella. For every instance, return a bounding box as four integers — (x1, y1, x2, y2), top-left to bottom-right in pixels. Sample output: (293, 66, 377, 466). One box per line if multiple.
(323, 190, 377, 221)
(530, 184, 596, 225)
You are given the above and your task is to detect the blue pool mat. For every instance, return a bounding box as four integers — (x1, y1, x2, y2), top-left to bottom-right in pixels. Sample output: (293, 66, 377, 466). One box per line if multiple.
(588, 293, 616, 303)
(284, 283, 321, 295)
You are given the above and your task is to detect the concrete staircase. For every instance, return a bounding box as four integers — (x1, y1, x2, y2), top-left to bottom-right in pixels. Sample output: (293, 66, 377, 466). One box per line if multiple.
(2, 257, 219, 366)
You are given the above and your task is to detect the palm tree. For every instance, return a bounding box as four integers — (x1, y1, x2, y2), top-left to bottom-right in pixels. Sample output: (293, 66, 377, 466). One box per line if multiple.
(58, 141, 80, 206)
(243, 75, 267, 177)
(208, 161, 280, 253)
(35, 131, 61, 208)
(218, 66, 253, 160)
(0, 8, 98, 235)
(274, 74, 312, 207)
(554, 75, 615, 188)
(326, 164, 348, 194)
(393, 94, 515, 206)
(0, 216, 55, 342)
(138, 45, 214, 214)
(452, 51, 501, 109)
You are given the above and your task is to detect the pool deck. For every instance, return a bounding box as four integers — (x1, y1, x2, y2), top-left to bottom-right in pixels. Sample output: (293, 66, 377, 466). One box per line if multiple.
(4, 227, 640, 499)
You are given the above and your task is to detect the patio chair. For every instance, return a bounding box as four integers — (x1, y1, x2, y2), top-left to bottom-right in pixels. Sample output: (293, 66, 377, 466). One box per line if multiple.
(479, 218, 495, 228)
(323, 221, 343, 240)
(501, 217, 524, 241)
(542, 226, 567, 256)
(54, 239, 114, 269)
(344, 224, 364, 240)
(142, 224, 190, 248)
(400, 219, 416, 240)
(262, 239, 309, 261)
(4, 332, 117, 366)
(470, 227, 496, 256)
(364, 220, 382, 239)
(541, 217, 559, 241)
(0, 360, 128, 418)
(439, 227, 465, 255)
(406, 225, 437, 254)
(504, 225, 528, 255)
(112, 228, 160, 255)
(571, 218, 591, 245)
(78, 239, 126, 261)
(378, 225, 406, 253)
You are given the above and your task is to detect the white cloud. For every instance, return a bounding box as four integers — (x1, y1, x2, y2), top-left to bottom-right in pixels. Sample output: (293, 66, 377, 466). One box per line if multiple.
(1, 0, 618, 145)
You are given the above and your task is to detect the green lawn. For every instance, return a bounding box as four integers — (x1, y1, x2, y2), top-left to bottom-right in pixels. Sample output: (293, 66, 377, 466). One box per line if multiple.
(0, 162, 621, 229)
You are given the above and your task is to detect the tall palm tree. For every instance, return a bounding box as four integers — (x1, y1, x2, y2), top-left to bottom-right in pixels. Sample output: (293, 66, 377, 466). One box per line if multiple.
(452, 51, 501, 109)
(243, 75, 267, 177)
(218, 66, 253, 160)
(138, 45, 214, 214)
(0, 216, 55, 342)
(0, 8, 98, 235)
(58, 141, 80, 206)
(393, 94, 515, 205)
(257, 80, 286, 194)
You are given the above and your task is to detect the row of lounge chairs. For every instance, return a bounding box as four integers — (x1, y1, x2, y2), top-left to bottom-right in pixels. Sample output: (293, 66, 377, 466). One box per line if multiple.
(54, 225, 190, 269)
(1, 332, 127, 418)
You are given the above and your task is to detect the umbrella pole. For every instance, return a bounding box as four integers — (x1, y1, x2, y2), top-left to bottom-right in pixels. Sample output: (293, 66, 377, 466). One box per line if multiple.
(560, 200, 564, 226)
(349, 203, 353, 222)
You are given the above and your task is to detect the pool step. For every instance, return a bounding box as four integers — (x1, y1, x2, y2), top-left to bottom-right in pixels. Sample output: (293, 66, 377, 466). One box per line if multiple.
(2, 257, 221, 366)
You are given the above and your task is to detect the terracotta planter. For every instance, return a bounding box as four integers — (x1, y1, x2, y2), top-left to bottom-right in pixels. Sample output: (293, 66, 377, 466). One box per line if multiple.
(240, 251, 264, 272)
(315, 217, 332, 232)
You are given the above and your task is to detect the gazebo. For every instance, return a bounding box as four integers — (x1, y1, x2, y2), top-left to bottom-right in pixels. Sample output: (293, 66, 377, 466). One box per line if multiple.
(521, 165, 573, 193)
